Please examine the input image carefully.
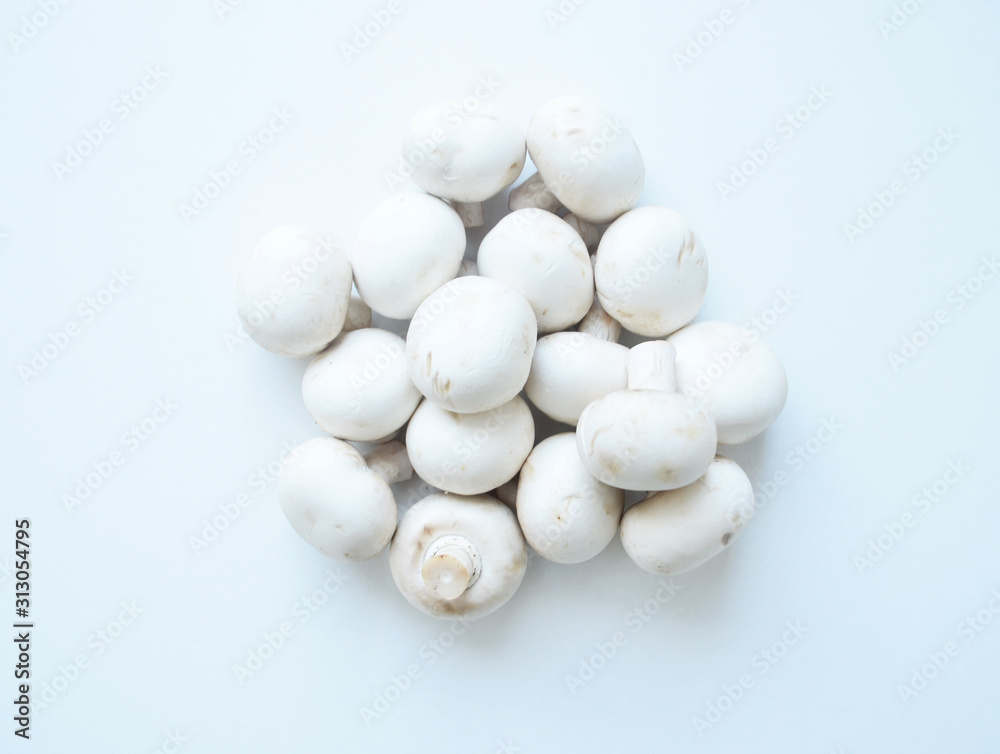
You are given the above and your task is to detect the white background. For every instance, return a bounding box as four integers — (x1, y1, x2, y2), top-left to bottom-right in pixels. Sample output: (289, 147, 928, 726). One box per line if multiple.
(2, 0, 999, 752)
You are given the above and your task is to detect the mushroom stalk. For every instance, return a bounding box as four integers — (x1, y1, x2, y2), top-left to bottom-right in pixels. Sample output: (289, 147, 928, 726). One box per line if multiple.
(457, 259, 479, 277)
(365, 441, 413, 485)
(626, 340, 676, 392)
(563, 214, 601, 253)
(421, 535, 482, 600)
(508, 172, 562, 214)
(576, 255, 621, 343)
(494, 477, 518, 508)
(341, 291, 373, 333)
(452, 201, 485, 228)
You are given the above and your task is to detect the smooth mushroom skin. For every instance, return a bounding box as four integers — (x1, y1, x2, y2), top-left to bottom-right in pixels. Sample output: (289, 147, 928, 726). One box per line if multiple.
(668, 321, 788, 445)
(390, 493, 527, 620)
(350, 193, 466, 319)
(516, 433, 624, 564)
(477, 209, 594, 333)
(278, 437, 402, 561)
(594, 207, 708, 337)
(236, 226, 353, 358)
(405, 396, 534, 495)
(621, 455, 754, 575)
(301, 328, 421, 442)
(406, 276, 537, 413)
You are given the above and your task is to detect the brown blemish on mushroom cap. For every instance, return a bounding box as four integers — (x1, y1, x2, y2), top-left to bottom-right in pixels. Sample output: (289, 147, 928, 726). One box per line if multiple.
(721, 532, 732, 546)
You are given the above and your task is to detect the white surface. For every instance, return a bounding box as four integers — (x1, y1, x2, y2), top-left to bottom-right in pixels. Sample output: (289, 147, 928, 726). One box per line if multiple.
(1, 1, 999, 752)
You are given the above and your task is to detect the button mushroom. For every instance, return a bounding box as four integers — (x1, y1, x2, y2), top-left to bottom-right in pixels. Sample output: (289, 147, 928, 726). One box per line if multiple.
(236, 226, 354, 358)
(576, 340, 717, 491)
(405, 396, 534, 495)
(477, 208, 594, 333)
(406, 275, 537, 413)
(668, 321, 788, 445)
(389, 492, 527, 619)
(516, 433, 624, 564)
(301, 328, 421, 442)
(620, 455, 754, 575)
(278, 438, 412, 561)
(509, 96, 645, 224)
(403, 99, 526, 228)
(350, 192, 466, 319)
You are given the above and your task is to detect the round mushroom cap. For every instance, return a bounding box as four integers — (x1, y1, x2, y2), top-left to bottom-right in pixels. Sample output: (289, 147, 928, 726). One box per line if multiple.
(477, 209, 594, 333)
(301, 329, 421, 442)
(406, 276, 537, 413)
(403, 99, 526, 203)
(525, 332, 628, 425)
(351, 193, 466, 319)
(668, 321, 788, 445)
(405, 396, 534, 495)
(516, 433, 624, 564)
(278, 437, 397, 561)
(526, 95, 644, 224)
(390, 492, 527, 620)
(576, 389, 717, 491)
(595, 207, 708, 337)
(621, 455, 754, 575)
(236, 226, 353, 358)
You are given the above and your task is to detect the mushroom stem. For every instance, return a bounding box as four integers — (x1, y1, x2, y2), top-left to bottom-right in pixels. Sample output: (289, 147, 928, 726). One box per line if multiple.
(421, 535, 482, 600)
(626, 341, 677, 392)
(341, 291, 373, 333)
(577, 254, 621, 342)
(365, 441, 413, 485)
(494, 477, 518, 509)
(563, 214, 601, 253)
(453, 201, 485, 228)
(508, 172, 562, 214)
(456, 259, 479, 277)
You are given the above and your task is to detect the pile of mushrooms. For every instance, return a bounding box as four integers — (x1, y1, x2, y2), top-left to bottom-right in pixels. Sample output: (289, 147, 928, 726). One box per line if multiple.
(235, 95, 788, 621)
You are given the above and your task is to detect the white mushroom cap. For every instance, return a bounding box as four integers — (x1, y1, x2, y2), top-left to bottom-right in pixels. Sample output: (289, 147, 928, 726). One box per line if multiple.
(405, 396, 534, 495)
(351, 193, 466, 319)
(594, 207, 708, 337)
(525, 96, 645, 224)
(668, 321, 788, 445)
(406, 276, 537, 413)
(403, 99, 526, 203)
(278, 437, 403, 561)
(516, 433, 624, 564)
(301, 328, 421, 442)
(390, 492, 527, 619)
(525, 332, 628, 426)
(236, 226, 353, 358)
(576, 341, 717, 491)
(477, 209, 594, 333)
(621, 455, 754, 575)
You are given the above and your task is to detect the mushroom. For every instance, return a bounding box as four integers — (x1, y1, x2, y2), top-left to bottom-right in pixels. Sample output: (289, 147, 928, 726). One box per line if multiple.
(477, 208, 593, 333)
(576, 340, 717, 491)
(301, 328, 421, 442)
(236, 226, 353, 358)
(350, 192, 466, 319)
(621, 455, 754, 575)
(389, 492, 527, 619)
(405, 396, 534, 495)
(406, 275, 537, 413)
(516, 433, 624, 564)
(278, 438, 411, 561)
(562, 214, 602, 253)
(594, 206, 708, 337)
(342, 288, 373, 332)
(508, 96, 645, 224)
(403, 99, 526, 228)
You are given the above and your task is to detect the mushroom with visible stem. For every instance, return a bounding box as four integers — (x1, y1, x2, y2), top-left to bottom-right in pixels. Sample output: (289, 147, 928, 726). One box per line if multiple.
(477, 208, 594, 333)
(278, 438, 412, 561)
(516, 433, 624, 564)
(403, 99, 526, 228)
(301, 328, 421, 442)
(350, 192, 466, 320)
(390, 492, 527, 619)
(508, 96, 645, 224)
(576, 340, 717, 491)
(405, 396, 534, 495)
(406, 276, 537, 413)
(668, 321, 788, 445)
(236, 226, 354, 358)
(621, 455, 755, 575)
